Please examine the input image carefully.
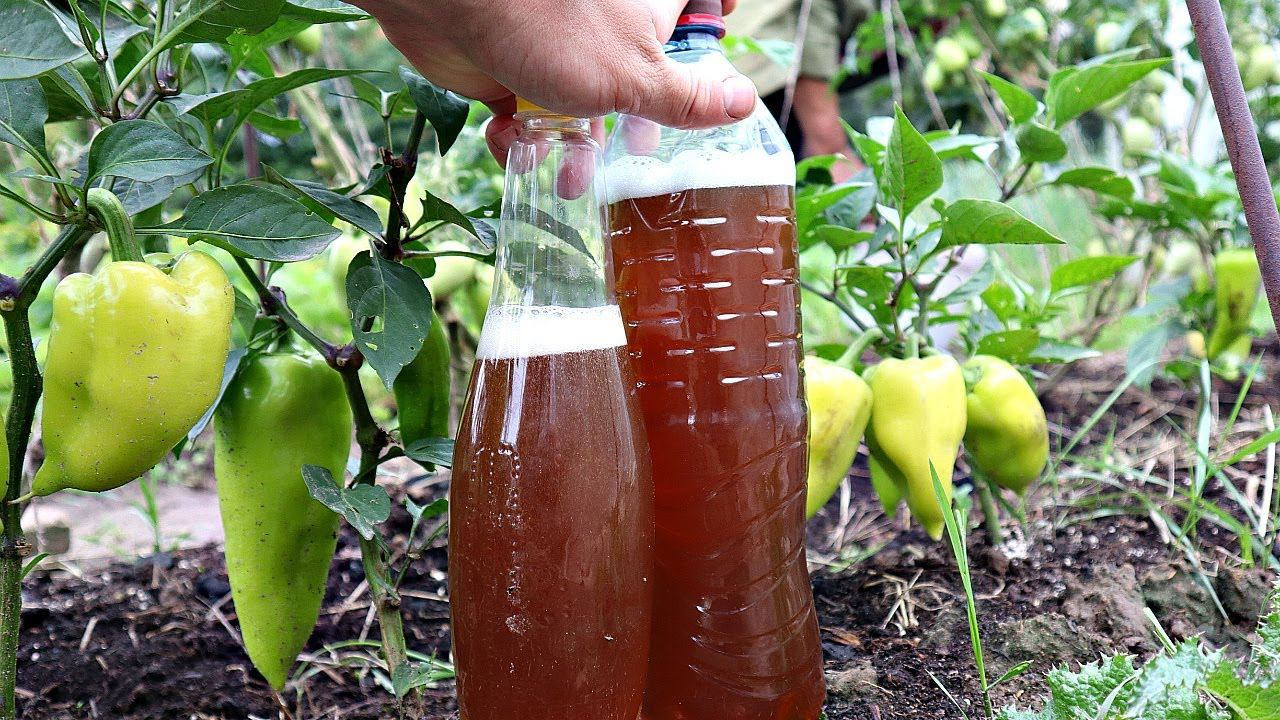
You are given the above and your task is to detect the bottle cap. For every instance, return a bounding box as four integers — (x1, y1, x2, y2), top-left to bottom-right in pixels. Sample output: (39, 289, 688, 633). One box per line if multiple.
(678, 0, 725, 36)
(515, 97, 546, 115)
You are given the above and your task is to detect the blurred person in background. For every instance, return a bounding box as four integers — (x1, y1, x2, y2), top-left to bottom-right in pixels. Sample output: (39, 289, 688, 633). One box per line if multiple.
(727, 0, 871, 181)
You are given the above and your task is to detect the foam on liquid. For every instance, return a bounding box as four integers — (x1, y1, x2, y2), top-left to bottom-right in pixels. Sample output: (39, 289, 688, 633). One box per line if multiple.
(476, 304, 628, 360)
(606, 148, 795, 205)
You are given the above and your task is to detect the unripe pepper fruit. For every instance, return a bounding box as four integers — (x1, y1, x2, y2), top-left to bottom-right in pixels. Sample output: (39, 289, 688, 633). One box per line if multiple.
(1206, 248, 1262, 361)
(962, 355, 1048, 496)
(33, 190, 234, 496)
(803, 338, 875, 518)
(863, 354, 967, 539)
(215, 350, 352, 689)
(393, 308, 451, 448)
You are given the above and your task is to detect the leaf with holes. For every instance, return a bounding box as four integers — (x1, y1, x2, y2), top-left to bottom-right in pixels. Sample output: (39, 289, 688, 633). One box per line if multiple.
(346, 251, 435, 388)
(147, 184, 339, 261)
(302, 465, 391, 541)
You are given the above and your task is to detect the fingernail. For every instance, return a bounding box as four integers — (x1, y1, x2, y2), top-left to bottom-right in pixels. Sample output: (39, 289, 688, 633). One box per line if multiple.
(723, 75, 757, 120)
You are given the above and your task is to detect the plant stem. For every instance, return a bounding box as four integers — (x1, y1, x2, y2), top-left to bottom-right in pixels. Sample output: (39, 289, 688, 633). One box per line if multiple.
(383, 112, 428, 261)
(0, 223, 93, 720)
(975, 469, 1004, 546)
(1186, 0, 1280, 335)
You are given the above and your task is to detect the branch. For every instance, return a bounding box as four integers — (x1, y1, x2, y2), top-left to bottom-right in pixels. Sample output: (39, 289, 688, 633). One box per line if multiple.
(1186, 0, 1280, 333)
(382, 112, 428, 261)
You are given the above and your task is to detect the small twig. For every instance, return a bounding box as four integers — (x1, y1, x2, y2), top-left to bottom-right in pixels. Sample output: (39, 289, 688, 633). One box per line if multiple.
(889, 0, 948, 130)
(881, 0, 902, 107)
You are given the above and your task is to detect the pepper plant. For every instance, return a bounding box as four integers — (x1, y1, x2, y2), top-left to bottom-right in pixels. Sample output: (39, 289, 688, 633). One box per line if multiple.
(0, 1, 486, 716)
(799, 52, 1174, 538)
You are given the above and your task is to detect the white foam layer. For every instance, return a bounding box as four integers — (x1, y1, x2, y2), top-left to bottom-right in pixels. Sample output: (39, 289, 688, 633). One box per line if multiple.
(606, 149, 795, 204)
(476, 304, 628, 360)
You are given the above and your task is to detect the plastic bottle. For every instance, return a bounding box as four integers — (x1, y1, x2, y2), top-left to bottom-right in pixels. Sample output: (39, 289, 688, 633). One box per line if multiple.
(605, 5, 826, 718)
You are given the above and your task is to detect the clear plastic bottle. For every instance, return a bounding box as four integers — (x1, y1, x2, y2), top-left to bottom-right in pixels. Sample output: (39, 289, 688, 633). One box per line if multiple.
(605, 5, 825, 719)
(451, 104, 654, 720)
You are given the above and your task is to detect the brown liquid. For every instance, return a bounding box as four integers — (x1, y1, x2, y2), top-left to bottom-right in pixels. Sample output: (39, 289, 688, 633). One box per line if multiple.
(451, 343, 654, 720)
(609, 185, 825, 720)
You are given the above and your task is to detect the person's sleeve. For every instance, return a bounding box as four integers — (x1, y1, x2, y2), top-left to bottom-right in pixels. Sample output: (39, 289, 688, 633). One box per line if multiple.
(798, 0, 841, 80)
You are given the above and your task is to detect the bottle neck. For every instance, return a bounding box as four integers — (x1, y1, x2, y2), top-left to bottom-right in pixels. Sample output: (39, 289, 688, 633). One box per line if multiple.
(665, 28, 725, 58)
(517, 113, 591, 137)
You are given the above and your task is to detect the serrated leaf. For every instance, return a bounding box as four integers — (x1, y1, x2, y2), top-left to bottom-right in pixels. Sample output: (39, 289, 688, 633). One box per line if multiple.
(404, 438, 454, 469)
(1047, 58, 1170, 125)
(302, 465, 390, 541)
(1050, 167, 1136, 199)
(981, 71, 1038, 124)
(150, 184, 339, 261)
(1050, 255, 1138, 293)
(0, 79, 47, 161)
(346, 251, 435, 388)
(1206, 662, 1280, 720)
(880, 107, 942, 219)
(0, 0, 83, 79)
(399, 66, 469, 155)
(169, 0, 285, 45)
(85, 120, 212, 185)
(1016, 123, 1068, 163)
(940, 199, 1064, 249)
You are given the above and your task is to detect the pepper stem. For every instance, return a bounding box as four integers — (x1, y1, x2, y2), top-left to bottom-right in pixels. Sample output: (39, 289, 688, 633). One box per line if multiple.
(835, 328, 884, 370)
(973, 466, 1004, 546)
(85, 188, 143, 263)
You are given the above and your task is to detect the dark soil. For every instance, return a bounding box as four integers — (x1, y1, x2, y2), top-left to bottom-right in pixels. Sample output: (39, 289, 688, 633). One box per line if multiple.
(17, 347, 1280, 719)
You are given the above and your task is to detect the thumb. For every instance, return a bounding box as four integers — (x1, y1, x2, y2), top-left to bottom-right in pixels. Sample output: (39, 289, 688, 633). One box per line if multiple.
(625, 54, 759, 129)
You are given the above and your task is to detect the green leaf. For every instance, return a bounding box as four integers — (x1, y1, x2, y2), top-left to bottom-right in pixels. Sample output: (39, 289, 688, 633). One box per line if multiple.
(170, 0, 285, 45)
(976, 329, 1040, 362)
(346, 251, 435, 388)
(404, 438, 454, 469)
(980, 71, 1038, 124)
(1127, 320, 1181, 387)
(39, 64, 98, 121)
(247, 111, 304, 139)
(261, 164, 384, 238)
(816, 225, 874, 252)
(1015, 123, 1067, 163)
(981, 281, 1019, 323)
(150, 184, 339, 261)
(85, 120, 212, 185)
(1206, 662, 1280, 720)
(940, 199, 1065, 249)
(1050, 255, 1138, 293)
(281, 0, 370, 22)
(1026, 340, 1100, 364)
(420, 190, 481, 238)
(101, 166, 206, 215)
(405, 497, 448, 523)
(880, 107, 942, 219)
(0, 79, 47, 162)
(0, 0, 83, 79)
(1050, 166, 1136, 199)
(302, 465, 390, 541)
(1047, 58, 1170, 125)
(400, 66, 470, 155)
(171, 68, 367, 130)
(390, 660, 453, 699)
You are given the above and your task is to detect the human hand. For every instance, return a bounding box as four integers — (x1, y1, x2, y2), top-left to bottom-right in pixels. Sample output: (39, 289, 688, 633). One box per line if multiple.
(350, 0, 753, 164)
